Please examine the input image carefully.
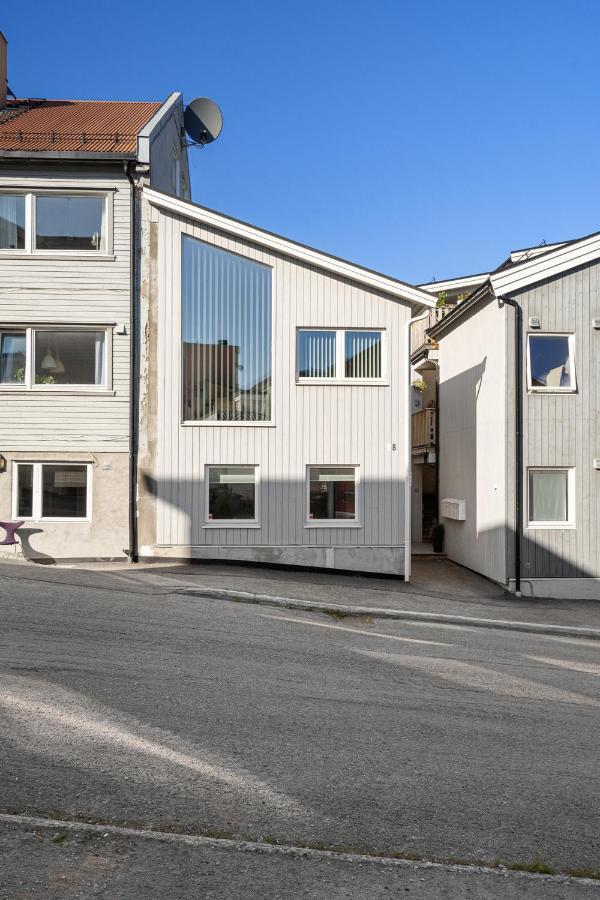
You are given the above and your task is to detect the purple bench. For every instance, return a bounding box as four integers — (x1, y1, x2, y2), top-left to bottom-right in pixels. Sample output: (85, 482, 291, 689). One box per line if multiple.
(0, 521, 24, 546)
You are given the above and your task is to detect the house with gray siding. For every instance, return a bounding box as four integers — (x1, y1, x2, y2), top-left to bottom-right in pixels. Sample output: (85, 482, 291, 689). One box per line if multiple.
(0, 33, 188, 562)
(430, 233, 600, 599)
(135, 189, 435, 576)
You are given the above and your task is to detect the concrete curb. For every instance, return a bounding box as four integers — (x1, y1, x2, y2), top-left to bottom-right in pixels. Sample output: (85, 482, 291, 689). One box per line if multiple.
(175, 587, 600, 641)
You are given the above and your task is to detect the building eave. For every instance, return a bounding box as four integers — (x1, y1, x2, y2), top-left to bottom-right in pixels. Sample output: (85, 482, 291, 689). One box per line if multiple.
(0, 149, 136, 161)
(428, 280, 494, 339)
(136, 92, 183, 164)
(144, 187, 436, 308)
(490, 231, 600, 296)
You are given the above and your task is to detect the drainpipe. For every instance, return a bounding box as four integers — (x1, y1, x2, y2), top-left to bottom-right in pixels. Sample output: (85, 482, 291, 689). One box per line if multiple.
(124, 162, 139, 563)
(497, 294, 522, 596)
(404, 306, 431, 582)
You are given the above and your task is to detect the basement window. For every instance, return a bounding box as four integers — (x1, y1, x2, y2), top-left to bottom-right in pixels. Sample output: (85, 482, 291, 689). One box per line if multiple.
(527, 334, 575, 392)
(13, 462, 91, 521)
(307, 466, 359, 525)
(205, 465, 259, 526)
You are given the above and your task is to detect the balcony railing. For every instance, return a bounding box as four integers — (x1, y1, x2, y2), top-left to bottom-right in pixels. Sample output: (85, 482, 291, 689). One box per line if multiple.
(412, 407, 436, 451)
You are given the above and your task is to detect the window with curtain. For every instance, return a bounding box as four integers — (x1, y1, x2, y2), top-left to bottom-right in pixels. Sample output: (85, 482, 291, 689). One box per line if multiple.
(0, 332, 26, 383)
(0, 195, 26, 249)
(182, 236, 272, 422)
(528, 469, 572, 525)
(297, 329, 384, 381)
(207, 466, 257, 522)
(528, 334, 574, 390)
(34, 331, 105, 385)
(0, 327, 107, 388)
(308, 466, 357, 522)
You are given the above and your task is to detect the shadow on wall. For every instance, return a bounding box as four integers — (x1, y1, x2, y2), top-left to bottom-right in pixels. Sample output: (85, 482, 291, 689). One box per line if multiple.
(7, 527, 57, 566)
(140, 471, 409, 573)
(440, 355, 592, 585)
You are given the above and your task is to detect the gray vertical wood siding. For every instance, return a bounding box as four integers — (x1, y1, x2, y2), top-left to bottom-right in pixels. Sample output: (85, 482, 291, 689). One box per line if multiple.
(148, 205, 411, 567)
(509, 261, 600, 579)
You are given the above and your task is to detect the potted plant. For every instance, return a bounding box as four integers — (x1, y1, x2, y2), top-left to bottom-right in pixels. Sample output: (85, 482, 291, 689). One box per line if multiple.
(431, 520, 445, 553)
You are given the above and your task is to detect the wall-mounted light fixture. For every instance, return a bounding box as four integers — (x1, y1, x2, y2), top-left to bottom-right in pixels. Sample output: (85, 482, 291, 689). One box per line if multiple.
(528, 316, 541, 329)
(0, 454, 6, 473)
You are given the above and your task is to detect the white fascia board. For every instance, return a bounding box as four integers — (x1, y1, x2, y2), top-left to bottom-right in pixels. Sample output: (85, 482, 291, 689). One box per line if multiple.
(144, 187, 436, 308)
(419, 273, 489, 293)
(491, 233, 600, 296)
(137, 92, 183, 164)
(508, 242, 567, 264)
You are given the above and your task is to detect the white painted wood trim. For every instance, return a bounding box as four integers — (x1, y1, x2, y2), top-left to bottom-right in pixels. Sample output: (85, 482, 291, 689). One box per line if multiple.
(491, 232, 600, 295)
(144, 188, 436, 309)
(137, 92, 183, 163)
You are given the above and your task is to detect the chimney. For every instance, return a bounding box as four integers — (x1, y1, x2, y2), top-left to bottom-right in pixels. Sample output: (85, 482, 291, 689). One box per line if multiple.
(0, 32, 6, 108)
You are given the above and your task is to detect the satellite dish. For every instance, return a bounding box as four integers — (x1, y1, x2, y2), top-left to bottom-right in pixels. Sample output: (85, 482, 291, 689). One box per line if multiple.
(184, 98, 223, 145)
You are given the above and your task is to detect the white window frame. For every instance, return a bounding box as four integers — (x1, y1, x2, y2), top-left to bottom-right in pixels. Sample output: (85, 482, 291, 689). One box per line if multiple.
(526, 467, 575, 530)
(12, 461, 92, 523)
(305, 464, 361, 528)
(526, 332, 576, 393)
(0, 324, 112, 392)
(296, 328, 386, 384)
(0, 189, 113, 258)
(204, 464, 260, 528)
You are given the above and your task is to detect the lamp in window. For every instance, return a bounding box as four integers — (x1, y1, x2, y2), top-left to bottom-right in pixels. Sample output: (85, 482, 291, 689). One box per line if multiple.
(41, 349, 57, 371)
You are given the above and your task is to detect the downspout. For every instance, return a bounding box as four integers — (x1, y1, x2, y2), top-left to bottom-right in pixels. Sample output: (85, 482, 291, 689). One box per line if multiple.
(497, 294, 522, 596)
(404, 306, 431, 582)
(124, 162, 139, 563)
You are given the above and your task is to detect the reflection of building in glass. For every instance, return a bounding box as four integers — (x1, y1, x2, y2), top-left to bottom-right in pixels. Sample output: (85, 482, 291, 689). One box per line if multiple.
(183, 340, 272, 421)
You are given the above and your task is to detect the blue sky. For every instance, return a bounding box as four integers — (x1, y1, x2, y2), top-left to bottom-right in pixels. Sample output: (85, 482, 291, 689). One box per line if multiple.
(3, 2, 600, 283)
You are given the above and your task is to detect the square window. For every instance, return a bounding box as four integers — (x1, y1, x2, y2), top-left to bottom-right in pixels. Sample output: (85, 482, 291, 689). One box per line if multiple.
(35, 195, 105, 251)
(34, 330, 105, 386)
(298, 331, 337, 379)
(344, 330, 382, 379)
(207, 466, 257, 522)
(528, 469, 573, 527)
(0, 194, 26, 249)
(0, 331, 26, 384)
(528, 334, 575, 391)
(308, 466, 357, 522)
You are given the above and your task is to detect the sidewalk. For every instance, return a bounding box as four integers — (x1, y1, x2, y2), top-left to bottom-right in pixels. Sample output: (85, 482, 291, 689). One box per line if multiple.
(116, 557, 600, 634)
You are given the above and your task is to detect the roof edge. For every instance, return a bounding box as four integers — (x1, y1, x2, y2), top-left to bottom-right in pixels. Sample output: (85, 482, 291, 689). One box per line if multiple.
(137, 92, 183, 163)
(491, 230, 600, 295)
(143, 187, 436, 308)
(428, 280, 494, 339)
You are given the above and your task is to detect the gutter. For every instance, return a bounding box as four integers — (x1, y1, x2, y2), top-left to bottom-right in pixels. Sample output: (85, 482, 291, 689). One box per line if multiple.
(496, 293, 522, 596)
(124, 162, 139, 563)
(404, 306, 430, 581)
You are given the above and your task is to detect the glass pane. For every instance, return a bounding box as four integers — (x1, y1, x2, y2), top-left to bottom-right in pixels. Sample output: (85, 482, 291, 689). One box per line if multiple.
(529, 335, 572, 388)
(298, 331, 336, 378)
(0, 332, 26, 384)
(35, 195, 104, 251)
(182, 237, 272, 421)
(0, 195, 26, 249)
(529, 471, 568, 523)
(208, 466, 256, 520)
(41, 465, 88, 518)
(309, 467, 356, 520)
(345, 331, 382, 378)
(34, 331, 104, 385)
(16, 464, 34, 518)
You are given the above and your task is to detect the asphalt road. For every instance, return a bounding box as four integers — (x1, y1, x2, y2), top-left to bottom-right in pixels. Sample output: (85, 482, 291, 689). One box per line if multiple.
(0, 562, 599, 898)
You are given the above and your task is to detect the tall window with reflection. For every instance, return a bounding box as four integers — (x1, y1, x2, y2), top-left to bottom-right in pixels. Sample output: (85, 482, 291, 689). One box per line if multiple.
(182, 236, 272, 422)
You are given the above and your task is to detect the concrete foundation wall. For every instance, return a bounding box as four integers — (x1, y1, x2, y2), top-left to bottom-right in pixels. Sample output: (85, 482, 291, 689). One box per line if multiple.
(143, 543, 406, 576)
(0, 451, 128, 562)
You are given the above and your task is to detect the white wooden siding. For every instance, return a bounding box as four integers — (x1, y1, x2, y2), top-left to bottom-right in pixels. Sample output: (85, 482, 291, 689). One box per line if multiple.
(0, 165, 131, 451)
(151, 205, 411, 555)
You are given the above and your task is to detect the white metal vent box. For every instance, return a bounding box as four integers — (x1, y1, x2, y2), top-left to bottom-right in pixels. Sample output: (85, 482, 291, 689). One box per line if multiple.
(441, 498, 466, 520)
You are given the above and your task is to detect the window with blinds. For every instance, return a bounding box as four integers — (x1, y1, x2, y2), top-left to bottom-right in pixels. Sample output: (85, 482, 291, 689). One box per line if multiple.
(182, 236, 273, 422)
(297, 329, 384, 382)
